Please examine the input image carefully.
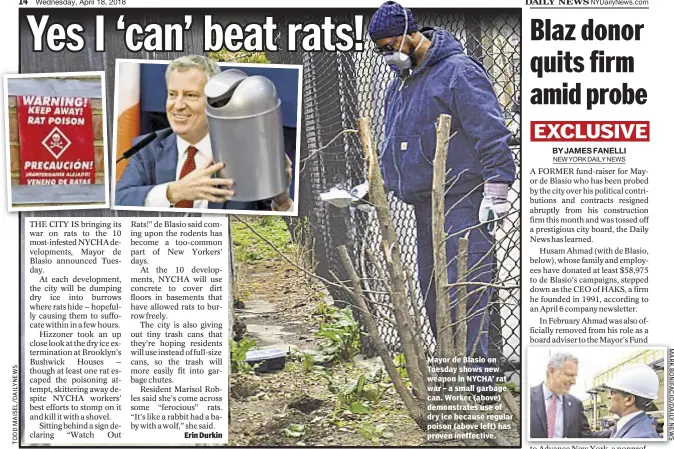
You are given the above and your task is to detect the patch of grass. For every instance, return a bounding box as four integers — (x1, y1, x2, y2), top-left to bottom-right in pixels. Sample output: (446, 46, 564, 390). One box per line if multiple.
(235, 284, 252, 302)
(231, 216, 292, 263)
(302, 353, 315, 372)
(393, 353, 408, 380)
(208, 50, 270, 64)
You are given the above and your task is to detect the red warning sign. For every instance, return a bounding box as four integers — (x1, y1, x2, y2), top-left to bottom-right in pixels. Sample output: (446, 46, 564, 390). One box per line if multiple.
(17, 96, 95, 185)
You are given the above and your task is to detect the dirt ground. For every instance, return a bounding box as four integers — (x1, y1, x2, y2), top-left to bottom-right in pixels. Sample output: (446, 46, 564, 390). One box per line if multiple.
(229, 219, 521, 446)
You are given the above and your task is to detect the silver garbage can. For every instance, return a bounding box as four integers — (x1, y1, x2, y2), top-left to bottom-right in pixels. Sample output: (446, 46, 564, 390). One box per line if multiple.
(205, 69, 286, 202)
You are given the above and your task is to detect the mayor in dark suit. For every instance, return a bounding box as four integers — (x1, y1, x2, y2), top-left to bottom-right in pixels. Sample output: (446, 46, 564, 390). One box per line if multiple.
(115, 55, 293, 212)
(604, 364, 660, 439)
(530, 353, 611, 439)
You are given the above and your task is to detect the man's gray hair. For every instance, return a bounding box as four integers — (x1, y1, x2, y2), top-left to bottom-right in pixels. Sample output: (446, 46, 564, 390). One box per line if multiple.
(546, 352, 578, 375)
(165, 55, 220, 82)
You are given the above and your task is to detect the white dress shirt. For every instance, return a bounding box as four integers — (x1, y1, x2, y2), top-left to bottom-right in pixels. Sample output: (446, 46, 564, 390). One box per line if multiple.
(144, 134, 213, 209)
(614, 411, 644, 435)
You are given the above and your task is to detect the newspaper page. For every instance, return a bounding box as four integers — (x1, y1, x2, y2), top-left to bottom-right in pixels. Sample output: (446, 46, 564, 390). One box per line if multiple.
(0, 0, 671, 448)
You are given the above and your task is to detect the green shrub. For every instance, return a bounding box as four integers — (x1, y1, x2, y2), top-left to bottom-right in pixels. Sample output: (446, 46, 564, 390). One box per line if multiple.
(315, 304, 360, 363)
(230, 337, 256, 373)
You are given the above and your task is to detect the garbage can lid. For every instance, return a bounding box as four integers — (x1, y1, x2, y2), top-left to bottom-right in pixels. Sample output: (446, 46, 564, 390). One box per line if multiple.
(205, 69, 280, 119)
(245, 348, 286, 363)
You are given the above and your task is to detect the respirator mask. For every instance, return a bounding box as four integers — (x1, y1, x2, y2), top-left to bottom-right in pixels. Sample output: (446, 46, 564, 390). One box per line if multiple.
(381, 7, 424, 74)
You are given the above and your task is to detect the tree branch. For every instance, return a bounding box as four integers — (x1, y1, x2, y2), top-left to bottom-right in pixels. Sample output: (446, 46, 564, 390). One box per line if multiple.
(432, 114, 455, 360)
(336, 245, 424, 427)
(359, 116, 427, 399)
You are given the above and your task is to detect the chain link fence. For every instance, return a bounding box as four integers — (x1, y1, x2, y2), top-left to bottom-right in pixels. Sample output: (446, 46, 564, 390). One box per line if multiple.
(267, 9, 521, 381)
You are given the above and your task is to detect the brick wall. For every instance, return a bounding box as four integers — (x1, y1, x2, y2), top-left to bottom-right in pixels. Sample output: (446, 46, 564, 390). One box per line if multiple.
(8, 96, 106, 186)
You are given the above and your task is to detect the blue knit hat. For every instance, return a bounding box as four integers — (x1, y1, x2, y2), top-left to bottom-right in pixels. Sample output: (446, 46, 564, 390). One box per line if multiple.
(369, 1, 418, 41)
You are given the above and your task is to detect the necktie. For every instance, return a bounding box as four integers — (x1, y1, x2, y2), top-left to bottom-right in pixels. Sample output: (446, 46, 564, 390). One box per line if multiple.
(175, 146, 198, 208)
(547, 394, 557, 438)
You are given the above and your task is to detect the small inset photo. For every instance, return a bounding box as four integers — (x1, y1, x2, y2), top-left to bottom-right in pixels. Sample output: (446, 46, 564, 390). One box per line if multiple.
(111, 56, 302, 215)
(4, 72, 109, 211)
(527, 346, 667, 441)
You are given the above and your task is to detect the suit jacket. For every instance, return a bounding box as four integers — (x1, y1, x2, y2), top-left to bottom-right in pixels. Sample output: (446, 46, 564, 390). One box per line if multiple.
(530, 383, 611, 439)
(612, 412, 659, 438)
(115, 130, 258, 210)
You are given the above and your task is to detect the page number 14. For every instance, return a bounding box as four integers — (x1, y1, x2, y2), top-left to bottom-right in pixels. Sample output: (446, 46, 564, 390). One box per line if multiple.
(18, 0, 27, 5)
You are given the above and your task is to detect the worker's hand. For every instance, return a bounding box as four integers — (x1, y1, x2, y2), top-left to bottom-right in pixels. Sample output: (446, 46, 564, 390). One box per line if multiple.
(271, 156, 293, 212)
(167, 162, 235, 204)
(478, 182, 510, 235)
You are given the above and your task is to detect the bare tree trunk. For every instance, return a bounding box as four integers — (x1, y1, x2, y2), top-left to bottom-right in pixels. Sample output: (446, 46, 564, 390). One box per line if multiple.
(455, 236, 469, 357)
(336, 246, 425, 427)
(358, 117, 428, 400)
(428, 115, 512, 447)
(404, 267, 430, 381)
(432, 114, 455, 359)
(341, 116, 513, 447)
(501, 388, 521, 424)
